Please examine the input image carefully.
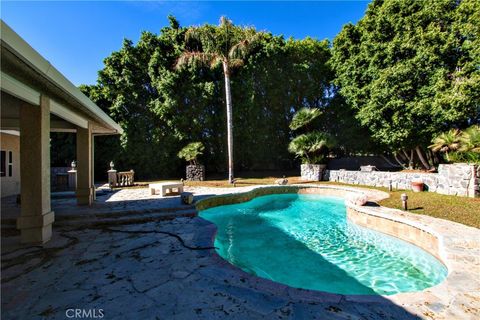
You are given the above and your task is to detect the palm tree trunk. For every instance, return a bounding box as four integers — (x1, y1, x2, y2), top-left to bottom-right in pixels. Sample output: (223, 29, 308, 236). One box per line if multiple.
(223, 61, 234, 183)
(415, 146, 431, 170)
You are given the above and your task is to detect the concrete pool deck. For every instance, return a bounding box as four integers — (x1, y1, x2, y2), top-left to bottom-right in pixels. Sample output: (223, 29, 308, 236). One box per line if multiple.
(1, 184, 479, 319)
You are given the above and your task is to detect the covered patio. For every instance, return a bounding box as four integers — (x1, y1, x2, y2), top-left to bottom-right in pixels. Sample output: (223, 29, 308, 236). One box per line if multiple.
(0, 21, 122, 244)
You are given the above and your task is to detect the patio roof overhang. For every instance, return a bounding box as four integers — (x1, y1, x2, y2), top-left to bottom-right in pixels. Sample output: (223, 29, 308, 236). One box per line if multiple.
(0, 20, 122, 135)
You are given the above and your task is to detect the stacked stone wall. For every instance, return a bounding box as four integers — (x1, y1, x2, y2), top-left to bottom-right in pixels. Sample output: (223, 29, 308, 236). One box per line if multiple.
(300, 164, 326, 181)
(186, 165, 205, 181)
(324, 163, 479, 198)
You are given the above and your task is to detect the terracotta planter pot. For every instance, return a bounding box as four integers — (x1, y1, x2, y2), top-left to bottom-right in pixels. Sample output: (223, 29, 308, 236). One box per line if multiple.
(411, 181, 424, 192)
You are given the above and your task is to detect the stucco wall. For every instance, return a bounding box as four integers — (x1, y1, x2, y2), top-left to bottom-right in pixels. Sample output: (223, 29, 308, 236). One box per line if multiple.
(1, 132, 21, 198)
(325, 163, 480, 197)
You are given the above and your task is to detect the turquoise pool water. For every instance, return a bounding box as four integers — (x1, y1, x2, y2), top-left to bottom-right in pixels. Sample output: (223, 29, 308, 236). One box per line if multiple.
(199, 194, 447, 295)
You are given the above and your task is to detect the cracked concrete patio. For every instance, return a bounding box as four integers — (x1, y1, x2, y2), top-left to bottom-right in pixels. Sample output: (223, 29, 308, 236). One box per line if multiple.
(2, 217, 419, 320)
(1, 185, 479, 319)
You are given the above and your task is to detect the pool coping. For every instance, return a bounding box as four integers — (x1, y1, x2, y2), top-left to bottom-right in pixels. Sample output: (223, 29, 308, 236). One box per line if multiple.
(194, 184, 480, 312)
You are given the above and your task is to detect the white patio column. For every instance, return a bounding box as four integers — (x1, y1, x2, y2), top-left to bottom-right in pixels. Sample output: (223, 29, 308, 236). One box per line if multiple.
(17, 95, 54, 244)
(76, 123, 94, 205)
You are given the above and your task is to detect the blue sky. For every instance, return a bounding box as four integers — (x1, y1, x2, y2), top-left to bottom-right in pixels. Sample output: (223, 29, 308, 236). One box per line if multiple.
(1, 1, 370, 85)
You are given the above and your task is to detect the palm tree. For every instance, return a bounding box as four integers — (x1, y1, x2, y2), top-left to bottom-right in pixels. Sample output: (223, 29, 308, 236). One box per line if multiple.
(175, 17, 260, 183)
(429, 129, 461, 162)
(460, 125, 480, 153)
(288, 132, 335, 164)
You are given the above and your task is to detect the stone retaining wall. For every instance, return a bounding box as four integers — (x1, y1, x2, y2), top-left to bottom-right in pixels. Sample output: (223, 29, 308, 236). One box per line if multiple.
(324, 163, 479, 197)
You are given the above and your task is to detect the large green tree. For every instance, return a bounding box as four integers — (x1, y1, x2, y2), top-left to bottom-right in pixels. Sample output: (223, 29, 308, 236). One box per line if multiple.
(331, 0, 480, 168)
(79, 16, 353, 180)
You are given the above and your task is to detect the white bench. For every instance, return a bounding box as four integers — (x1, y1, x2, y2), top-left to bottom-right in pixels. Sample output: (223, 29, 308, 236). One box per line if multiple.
(149, 182, 184, 197)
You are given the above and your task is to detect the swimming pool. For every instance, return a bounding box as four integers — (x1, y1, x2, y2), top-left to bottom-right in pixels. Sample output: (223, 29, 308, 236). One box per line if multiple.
(199, 193, 447, 295)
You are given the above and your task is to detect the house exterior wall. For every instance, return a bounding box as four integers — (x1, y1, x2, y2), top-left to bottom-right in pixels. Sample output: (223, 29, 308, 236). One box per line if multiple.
(1, 132, 21, 198)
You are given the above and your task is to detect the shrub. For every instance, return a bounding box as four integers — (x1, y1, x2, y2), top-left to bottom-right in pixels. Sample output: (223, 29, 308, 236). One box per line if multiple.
(178, 142, 205, 165)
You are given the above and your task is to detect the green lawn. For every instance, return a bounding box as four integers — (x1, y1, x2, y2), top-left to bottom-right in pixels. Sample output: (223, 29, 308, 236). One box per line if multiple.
(377, 189, 480, 229)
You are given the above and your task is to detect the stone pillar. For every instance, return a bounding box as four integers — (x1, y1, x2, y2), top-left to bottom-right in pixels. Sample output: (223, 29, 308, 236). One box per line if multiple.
(468, 164, 479, 198)
(67, 169, 77, 191)
(107, 169, 117, 188)
(76, 123, 94, 205)
(17, 95, 55, 244)
(300, 164, 327, 181)
(68, 161, 77, 191)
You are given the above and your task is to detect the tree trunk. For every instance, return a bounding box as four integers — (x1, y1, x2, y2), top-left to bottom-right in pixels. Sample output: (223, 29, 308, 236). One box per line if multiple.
(410, 149, 414, 169)
(402, 150, 413, 169)
(433, 151, 441, 164)
(223, 61, 234, 183)
(380, 154, 399, 168)
(393, 152, 407, 169)
(425, 150, 433, 167)
(429, 149, 438, 165)
(397, 151, 407, 163)
(425, 149, 435, 167)
(415, 146, 431, 170)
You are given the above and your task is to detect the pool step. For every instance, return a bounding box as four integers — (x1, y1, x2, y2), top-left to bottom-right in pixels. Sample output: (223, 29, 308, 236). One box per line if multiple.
(1, 207, 198, 232)
(55, 208, 198, 228)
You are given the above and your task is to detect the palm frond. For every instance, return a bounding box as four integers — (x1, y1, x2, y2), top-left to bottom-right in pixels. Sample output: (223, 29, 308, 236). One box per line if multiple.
(288, 134, 309, 157)
(289, 107, 322, 130)
(459, 125, 480, 153)
(429, 129, 461, 153)
(288, 131, 335, 163)
(185, 27, 202, 44)
(228, 40, 250, 60)
(210, 56, 223, 68)
(229, 59, 244, 69)
(228, 32, 262, 60)
(185, 26, 218, 54)
(175, 52, 219, 70)
(219, 16, 233, 28)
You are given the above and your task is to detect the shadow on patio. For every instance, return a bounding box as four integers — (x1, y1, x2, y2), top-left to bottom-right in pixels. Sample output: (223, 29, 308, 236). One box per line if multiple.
(0, 185, 225, 229)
